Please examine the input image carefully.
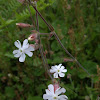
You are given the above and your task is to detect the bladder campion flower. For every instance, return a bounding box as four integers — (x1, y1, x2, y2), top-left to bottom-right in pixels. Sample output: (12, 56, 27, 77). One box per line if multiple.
(13, 39, 35, 62)
(50, 64, 67, 78)
(43, 84, 68, 100)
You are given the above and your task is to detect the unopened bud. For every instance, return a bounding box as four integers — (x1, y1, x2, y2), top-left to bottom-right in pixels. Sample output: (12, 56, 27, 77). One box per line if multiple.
(16, 23, 33, 28)
(28, 33, 37, 41)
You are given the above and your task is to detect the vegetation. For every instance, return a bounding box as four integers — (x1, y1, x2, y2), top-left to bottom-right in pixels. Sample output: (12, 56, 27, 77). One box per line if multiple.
(0, 0, 100, 100)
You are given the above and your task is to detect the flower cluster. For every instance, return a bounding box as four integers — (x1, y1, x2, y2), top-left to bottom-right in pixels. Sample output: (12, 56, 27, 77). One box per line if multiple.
(43, 64, 68, 100)
(13, 22, 68, 99)
(13, 23, 39, 62)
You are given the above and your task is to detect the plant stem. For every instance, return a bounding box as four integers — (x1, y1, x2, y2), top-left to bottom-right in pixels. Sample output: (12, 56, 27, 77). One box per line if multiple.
(27, 4, 35, 28)
(27, 0, 93, 87)
(28, 0, 54, 31)
(53, 32, 90, 76)
(35, 1, 53, 80)
(28, 0, 91, 76)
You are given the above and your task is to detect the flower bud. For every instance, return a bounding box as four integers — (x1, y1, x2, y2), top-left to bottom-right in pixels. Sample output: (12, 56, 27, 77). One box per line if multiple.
(16, 23, 33, 28)
(28, 33, 37, 41)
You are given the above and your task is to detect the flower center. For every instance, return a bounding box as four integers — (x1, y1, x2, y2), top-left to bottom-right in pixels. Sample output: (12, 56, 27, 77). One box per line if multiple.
(53, 96, 57, 99)
(58, 70, 60, 72)
(20, 49, 23, 52)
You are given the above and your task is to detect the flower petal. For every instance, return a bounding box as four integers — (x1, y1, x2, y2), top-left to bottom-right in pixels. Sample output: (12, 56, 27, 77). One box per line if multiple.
(60, 66, 65, 70)
(14, 53, 21, 57)
(19, 53, 26, 62)
(26, 45, 35, 51)
(54, 73, 58, 78)
(25, 51, 33, 57)
(14, 40, 21, 49)
(51, 66, 57, 70)
(43, 94, 52, 99)
(13, 50, 21, 57)
(58, 64, 62, 68)
(46, 89, 52, 95)
(58, 95, 68, 100)
(59, 73, 65, 77)
(55, 64, 62, 69)
(62, 69, 67, 72)
(13, 50, 19, 54)
(50, 69, 56, 73)
(55, 88, 66, 95)
(48, 84, 54, 94)
(22, 39, 29, 49)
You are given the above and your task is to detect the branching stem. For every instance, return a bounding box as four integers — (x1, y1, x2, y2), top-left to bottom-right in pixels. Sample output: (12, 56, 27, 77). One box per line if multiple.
(27, 0, 93, 87)
(34, 1, 53, 80)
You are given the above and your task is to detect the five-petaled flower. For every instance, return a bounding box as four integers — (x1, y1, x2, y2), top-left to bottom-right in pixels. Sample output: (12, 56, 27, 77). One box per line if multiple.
(13, 39, 35, 62)
(50, 64, 67, 78)
(43, 84, 68, 100)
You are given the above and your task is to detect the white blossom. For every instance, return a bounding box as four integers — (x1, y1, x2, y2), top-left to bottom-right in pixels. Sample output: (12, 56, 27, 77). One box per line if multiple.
(43, 84, 68, 100)
(13, 39, 35, 62)
(50, 64, 67, 78)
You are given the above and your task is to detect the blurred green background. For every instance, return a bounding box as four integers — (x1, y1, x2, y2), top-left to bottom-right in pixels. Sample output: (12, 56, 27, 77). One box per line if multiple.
(0, 0, 100, 100)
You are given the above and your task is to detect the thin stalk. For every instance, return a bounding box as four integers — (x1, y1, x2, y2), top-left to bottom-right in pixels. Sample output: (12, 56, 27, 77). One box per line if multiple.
(35, 1, 53, 80)
(53, 32, 90, 76)
(35, 1, 39, 31)
(40, 33, 50, 35)
(28, 1, 91, 76)
(28, 0, 54, 31)
(69, 77, 74, 89)
(27, 4, 35, 28)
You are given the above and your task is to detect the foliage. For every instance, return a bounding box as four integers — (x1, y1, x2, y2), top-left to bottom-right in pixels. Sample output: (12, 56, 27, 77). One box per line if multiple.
(0, 0, 100, 100)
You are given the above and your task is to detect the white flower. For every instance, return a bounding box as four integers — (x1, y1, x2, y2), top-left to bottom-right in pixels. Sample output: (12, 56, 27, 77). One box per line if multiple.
(13, 39, 35, 62)
(50, 64, 67, 78)
(43, 84, 68, 100)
